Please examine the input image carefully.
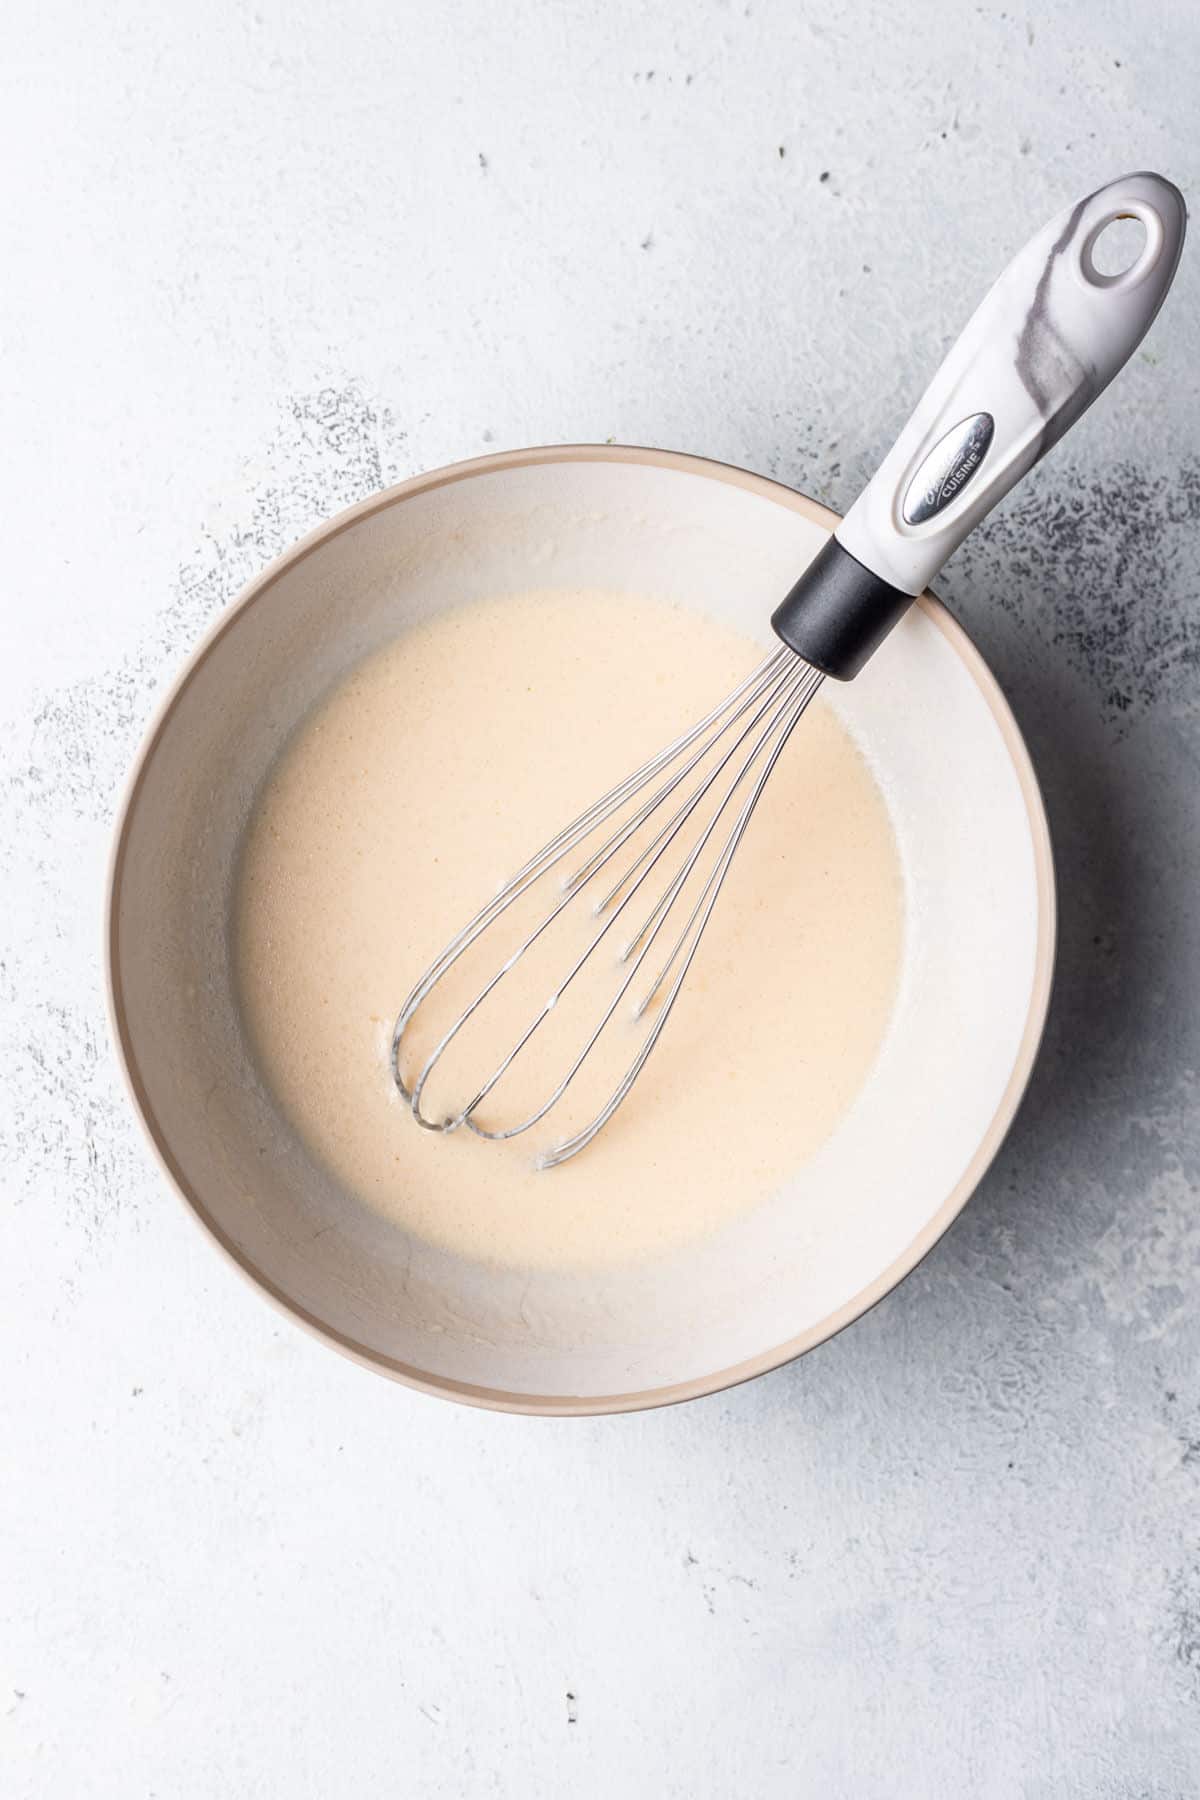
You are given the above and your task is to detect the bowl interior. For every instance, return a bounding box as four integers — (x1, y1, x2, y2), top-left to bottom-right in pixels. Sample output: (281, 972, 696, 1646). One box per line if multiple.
(109, 450, 1052, 1410)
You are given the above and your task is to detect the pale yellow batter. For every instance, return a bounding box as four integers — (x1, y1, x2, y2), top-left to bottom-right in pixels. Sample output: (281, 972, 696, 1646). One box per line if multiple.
(233, 587, 904, 1270)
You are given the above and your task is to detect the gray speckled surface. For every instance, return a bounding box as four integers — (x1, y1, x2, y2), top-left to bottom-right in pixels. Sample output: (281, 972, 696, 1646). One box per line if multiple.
(3, 2, 1199, 1794)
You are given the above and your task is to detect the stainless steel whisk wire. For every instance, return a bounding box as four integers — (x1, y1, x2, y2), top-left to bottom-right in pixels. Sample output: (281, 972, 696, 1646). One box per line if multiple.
(391, 645, 823, 1165)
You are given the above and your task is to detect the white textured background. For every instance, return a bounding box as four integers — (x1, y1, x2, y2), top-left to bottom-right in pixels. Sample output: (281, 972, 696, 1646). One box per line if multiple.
(4, 2, 1200, 1794)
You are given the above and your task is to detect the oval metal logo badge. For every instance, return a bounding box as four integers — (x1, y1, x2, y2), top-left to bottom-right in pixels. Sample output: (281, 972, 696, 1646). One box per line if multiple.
(902, 412, 995, 525)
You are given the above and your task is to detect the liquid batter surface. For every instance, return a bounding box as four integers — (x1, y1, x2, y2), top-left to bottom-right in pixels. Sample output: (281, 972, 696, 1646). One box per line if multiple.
(234, 587, 904, 1270)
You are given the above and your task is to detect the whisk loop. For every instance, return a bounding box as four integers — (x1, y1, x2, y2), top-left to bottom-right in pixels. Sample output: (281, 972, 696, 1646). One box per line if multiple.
(391, 645, 822, 1166)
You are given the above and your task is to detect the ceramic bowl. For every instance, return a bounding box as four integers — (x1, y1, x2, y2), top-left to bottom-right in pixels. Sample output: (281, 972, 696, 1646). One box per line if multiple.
(106, 446, 1055, 1413)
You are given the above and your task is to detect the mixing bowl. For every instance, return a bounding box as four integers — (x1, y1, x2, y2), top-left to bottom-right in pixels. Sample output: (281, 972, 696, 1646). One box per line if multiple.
(106, 446, 1055, 1413)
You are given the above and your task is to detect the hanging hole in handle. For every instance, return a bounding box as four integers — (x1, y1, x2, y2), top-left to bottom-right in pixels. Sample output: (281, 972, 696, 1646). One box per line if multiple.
(1089, 214, 1145, 275)
(1081, 203, 1162, 290)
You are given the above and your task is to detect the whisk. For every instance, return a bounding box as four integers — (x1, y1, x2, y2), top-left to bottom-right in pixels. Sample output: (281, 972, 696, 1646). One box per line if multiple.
(393, 171, 1183, 1166)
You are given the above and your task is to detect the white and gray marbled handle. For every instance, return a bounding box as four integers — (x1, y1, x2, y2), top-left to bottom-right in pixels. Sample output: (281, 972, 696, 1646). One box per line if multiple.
(773, 171, 1186, 679)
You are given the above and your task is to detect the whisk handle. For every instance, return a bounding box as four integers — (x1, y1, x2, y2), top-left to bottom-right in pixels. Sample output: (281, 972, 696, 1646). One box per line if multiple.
(773, 171, 1186, 678)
